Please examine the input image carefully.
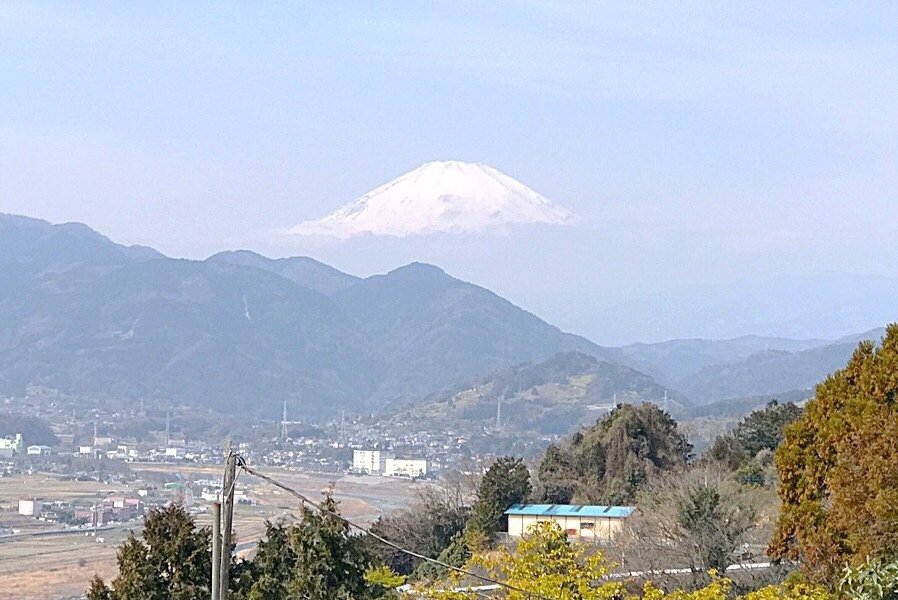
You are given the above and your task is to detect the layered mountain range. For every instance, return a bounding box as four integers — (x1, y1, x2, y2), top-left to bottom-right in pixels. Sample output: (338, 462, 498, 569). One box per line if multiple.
(0, 213, 614, 418)
(0, 212, 886, 419)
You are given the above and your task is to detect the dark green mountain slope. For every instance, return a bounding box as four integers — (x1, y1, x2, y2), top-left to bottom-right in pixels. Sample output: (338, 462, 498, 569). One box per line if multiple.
(1, 213, 637, 418)
(331, 263, 620, 404)
(0, 254, 378, 417)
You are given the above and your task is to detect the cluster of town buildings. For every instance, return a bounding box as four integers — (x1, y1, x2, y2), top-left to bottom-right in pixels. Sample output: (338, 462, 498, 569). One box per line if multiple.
(0, 433, 51, 458)
(0, 428, 222, 464)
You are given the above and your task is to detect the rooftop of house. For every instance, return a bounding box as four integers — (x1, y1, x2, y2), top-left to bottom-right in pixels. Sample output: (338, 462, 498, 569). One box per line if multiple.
(504, 504, 635, 519)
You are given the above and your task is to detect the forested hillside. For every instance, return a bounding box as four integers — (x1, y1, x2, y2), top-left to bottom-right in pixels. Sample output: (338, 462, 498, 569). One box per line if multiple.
(0, 214, 626, 418)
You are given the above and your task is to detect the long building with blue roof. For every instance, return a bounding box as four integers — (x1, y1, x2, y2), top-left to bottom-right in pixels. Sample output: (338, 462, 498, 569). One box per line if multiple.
(504, 503, 635, 541)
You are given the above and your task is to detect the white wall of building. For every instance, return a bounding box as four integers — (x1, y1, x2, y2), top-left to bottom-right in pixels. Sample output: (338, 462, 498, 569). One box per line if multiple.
(18, 499, 40, 516)
(0, 434, 24, 453)
(383, 458, 427, 478)
(507, 514, 626, 540)
(353, 450, 392, 473)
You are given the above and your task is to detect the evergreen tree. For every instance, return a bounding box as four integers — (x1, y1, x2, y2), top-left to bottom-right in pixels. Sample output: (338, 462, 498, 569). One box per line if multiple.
(537, 403, 691, 505)
(770, 324, 898, 583)
(87, 503, 212, 600)
(287, 495, 376, 600)
(708, 401, 804, 472)
(734, 400, 803, 457)
(465, 456, 531, 543)
(232, 521, 295, 600)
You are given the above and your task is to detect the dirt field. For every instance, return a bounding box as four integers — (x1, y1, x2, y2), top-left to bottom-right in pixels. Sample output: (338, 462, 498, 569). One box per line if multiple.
(0, 466, 420, 600)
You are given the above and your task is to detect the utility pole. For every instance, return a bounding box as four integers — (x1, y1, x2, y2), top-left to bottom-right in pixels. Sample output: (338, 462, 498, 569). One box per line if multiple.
(211, 502, 221, 600)
(219, 452, 236, 599)
(495, 398, 502, 432)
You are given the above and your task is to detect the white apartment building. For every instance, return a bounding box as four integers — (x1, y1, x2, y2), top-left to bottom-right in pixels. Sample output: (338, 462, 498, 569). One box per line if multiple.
(0, 433, 24, 454)
(352, 450, 392, 474)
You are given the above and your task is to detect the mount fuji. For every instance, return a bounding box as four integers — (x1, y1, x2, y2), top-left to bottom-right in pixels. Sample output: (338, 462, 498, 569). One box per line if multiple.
(289, 160, 573, 238)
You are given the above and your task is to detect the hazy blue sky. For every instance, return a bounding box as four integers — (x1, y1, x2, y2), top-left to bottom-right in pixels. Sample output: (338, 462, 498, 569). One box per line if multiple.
(2, 2, 897, 343)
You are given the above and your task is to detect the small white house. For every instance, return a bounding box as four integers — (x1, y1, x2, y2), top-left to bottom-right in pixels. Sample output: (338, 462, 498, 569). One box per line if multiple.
(165, 447, 186, 459)
(383, 458, 427, 478)
(504, 504, 634, 541)
(26, 445, 51, 456)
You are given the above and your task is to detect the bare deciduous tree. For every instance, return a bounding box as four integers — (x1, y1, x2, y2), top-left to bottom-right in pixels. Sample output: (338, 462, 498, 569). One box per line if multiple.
(616, 466, 766, 589)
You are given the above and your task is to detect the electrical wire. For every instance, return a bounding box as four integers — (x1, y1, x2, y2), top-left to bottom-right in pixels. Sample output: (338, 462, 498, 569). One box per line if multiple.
(236, 455, 553, 600)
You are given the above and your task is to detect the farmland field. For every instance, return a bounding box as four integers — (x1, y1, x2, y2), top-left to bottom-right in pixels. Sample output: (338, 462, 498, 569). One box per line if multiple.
(0, 466, 420, 600)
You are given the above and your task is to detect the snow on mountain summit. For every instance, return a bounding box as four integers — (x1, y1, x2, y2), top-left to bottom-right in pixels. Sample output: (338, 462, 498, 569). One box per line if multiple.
(288, 161, 573, 238)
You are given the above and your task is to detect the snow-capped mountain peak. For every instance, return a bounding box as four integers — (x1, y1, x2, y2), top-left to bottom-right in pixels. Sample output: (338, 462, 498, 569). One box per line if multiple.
(288, 160, 573, 238)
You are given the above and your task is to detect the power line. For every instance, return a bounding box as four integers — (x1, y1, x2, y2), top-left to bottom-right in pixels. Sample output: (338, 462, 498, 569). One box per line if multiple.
(236, 456, 554, 600)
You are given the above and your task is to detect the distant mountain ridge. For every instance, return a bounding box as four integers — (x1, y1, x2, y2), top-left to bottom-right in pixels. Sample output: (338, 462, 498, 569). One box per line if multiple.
(208, 250, 360, 295)
(674, 328, 887, 403)
(617, 335, 829, 385)
(0, 212, 889, 419)
(330, 262, 621, 402)
(0, 213, 622, 418)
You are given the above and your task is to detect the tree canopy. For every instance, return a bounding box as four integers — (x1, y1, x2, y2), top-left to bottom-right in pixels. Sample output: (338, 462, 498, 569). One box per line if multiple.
(89, 497, 391, 600)
(708, 401, 804, 472)
(87, 503, 212, 600)
(464, 456, 531, 544)
(770, 324, 898, 583)
(416, 521, 832, 600)
(537, 403, 692, 504)
(369, 483, 470, 576)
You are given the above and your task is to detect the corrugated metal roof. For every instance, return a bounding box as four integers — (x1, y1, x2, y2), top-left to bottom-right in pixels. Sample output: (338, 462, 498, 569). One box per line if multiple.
(504, 503, 635, 518)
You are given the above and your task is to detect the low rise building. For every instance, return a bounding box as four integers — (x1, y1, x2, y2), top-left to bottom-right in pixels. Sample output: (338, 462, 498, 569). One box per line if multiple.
(18, 498, 41, 517)
(383, 458, 427, 478)
(504, 504, 634, 541)
(165, 447, 186, 459)
(26, 445, 51, 456)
